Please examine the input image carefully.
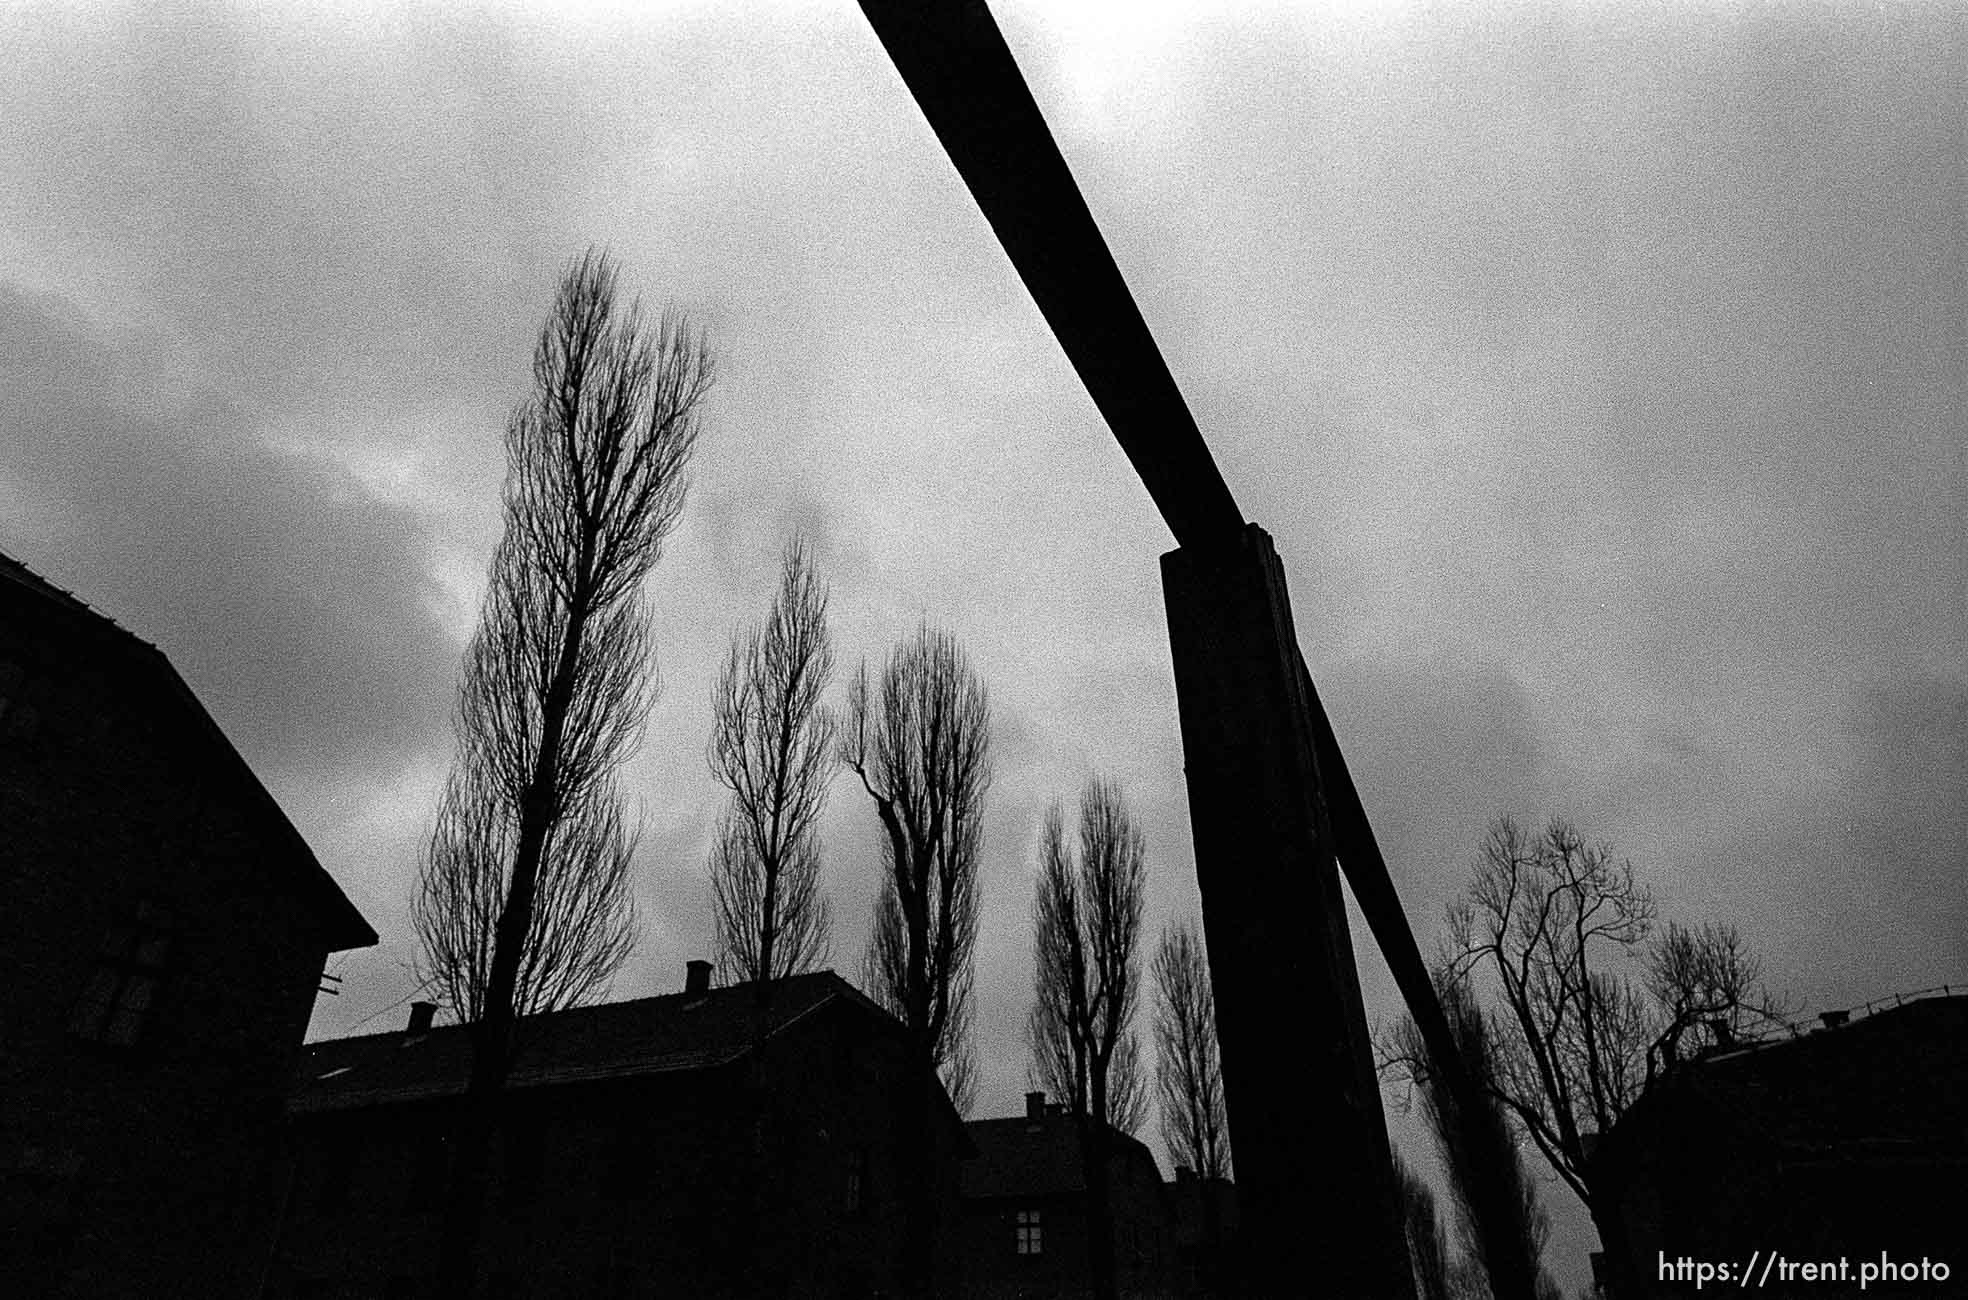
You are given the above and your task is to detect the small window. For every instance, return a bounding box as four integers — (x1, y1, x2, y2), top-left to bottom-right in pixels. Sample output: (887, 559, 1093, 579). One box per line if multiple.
(1015, 1208, 1043, 1256)
(69, 905, 174, 1047)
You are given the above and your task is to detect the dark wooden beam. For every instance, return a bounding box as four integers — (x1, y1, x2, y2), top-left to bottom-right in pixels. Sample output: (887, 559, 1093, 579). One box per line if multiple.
(1300, 649, 1544, 1300)
(1162, 526, 1415, 1297)
(853, 5, 1529, 1295)
(857, 0, 1244, 552)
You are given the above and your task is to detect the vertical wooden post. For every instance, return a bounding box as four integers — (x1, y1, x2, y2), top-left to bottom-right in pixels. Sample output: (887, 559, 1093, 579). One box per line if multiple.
(1162, 524, 1413, 1299)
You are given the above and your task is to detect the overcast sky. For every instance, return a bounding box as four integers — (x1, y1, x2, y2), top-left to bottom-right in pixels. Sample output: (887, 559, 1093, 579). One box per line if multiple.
(3, 0, 1961, 1289)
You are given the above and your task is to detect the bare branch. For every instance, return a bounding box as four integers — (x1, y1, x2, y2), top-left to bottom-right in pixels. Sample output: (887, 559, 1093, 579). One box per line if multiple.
(1024, 776, 1148, 1300)
(1434, 810, 1787, 1300)
(844, 623, 992, 1291)
(708, 534, 837, 987)
(1439, 815, 1654, 1204)
(847, 624, 992, 1093)
(1389, 971, 1550, 1300)
(1644, 920, 1793, 1081)
(1027, 778, 1149, 1135)
(1393, 1149, 1455, 1300)
(1153, 915, 1231, 1182)
(410, 249, 710, 1299)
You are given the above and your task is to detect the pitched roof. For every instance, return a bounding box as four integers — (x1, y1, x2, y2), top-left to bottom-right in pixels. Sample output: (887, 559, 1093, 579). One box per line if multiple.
(961, 1109, 1164, 1199)
(0, 548, 377, 952)
(0, 551, 107, 624)
(295, 971, 884, 1113)
(1604, 992, 1968, 1166)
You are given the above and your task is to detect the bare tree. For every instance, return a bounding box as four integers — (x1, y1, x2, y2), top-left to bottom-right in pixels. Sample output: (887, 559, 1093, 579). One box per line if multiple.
(412, 249, 711, 1300)
(1153, 916, 1230, 1182)
(415, 766, 637, 1025)
(840, 623, 992, 1293)
(1026, 779, 1148, 1300)
(707, 535, 836, 988)
(1442, 815, 1785, 1298)
(1394, 1149, 1454, 1300)
(1028, 785, 1150, 1134)
(862, 855, 982, 1116)
(1645, 920, 1789, 1079)
(1389, 972, 1549, 1300)
(1443, 817, 1654, 1221)
(1154, 915, 1230, 1298)
(866, 867, 982, 1115)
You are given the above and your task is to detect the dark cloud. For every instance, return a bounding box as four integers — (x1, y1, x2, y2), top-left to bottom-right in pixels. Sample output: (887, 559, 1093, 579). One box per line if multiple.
(0, 282, 456, 788)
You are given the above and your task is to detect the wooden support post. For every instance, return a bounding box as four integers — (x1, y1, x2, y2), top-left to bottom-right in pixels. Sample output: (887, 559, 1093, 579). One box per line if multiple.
(1162, 524, 1413, 1300)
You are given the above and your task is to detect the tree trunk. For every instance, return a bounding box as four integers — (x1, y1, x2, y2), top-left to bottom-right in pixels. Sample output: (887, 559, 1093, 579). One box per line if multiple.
(1080, 1112, 1118, 1300)
(1199, 1178, 1224, 1300)
(898, 1044, 939, 1298)
(436, 1030, 505, 1300)
(1587, 1181, 1636, 1300)
(434, 610, 586, 1300)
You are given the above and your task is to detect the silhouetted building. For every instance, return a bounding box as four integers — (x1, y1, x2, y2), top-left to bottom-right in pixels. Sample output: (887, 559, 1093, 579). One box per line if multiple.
(269, 968, 972, 1299)
(1591, 991, 1968, 1299)
(952, 1091, 1179, 1299)
(1166, 1166, 1238, 1300)
(0, 551, 379, 1299)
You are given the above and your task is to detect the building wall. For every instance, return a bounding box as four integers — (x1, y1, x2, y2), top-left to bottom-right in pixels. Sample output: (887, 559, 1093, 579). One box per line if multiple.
(0, 607, 347, 1299)
(1600, 1007, 1968, 1300)
(1108, 1147, 1178, 1300)
(1610, 1123, 1968, 1299)
(271, 999, 966, 1299)
(955, 1190, 1092, 1300)
(952, 1137, 1179, 1300)
(1167, 1175, 1237, 1300)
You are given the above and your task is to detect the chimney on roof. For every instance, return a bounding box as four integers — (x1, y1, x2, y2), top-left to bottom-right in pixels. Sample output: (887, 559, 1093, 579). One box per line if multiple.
(407, 1001, 436, 1034)
(1819, 1009, 1850, 1030)
(1026, 1091, 1045, 1120)
(685, 960, 713, 995)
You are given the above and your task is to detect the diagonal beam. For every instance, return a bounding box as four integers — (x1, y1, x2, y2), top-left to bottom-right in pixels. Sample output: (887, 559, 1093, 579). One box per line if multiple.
(857, 0, 1243, 552)
(855, 4, 1525, 1296)
(1160, 526, 1416, 1296)
(1299, 650, 1545, 1300)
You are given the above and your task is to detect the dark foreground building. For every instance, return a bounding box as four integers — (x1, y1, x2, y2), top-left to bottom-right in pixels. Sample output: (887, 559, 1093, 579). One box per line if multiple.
(1592, 991, 1968, 1299)
(270, 966, 972, 1299)
(952, 1091, 1180, 1300)
(1166, 1166, 1238, 1300)
(0, 552, 379, 1299)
